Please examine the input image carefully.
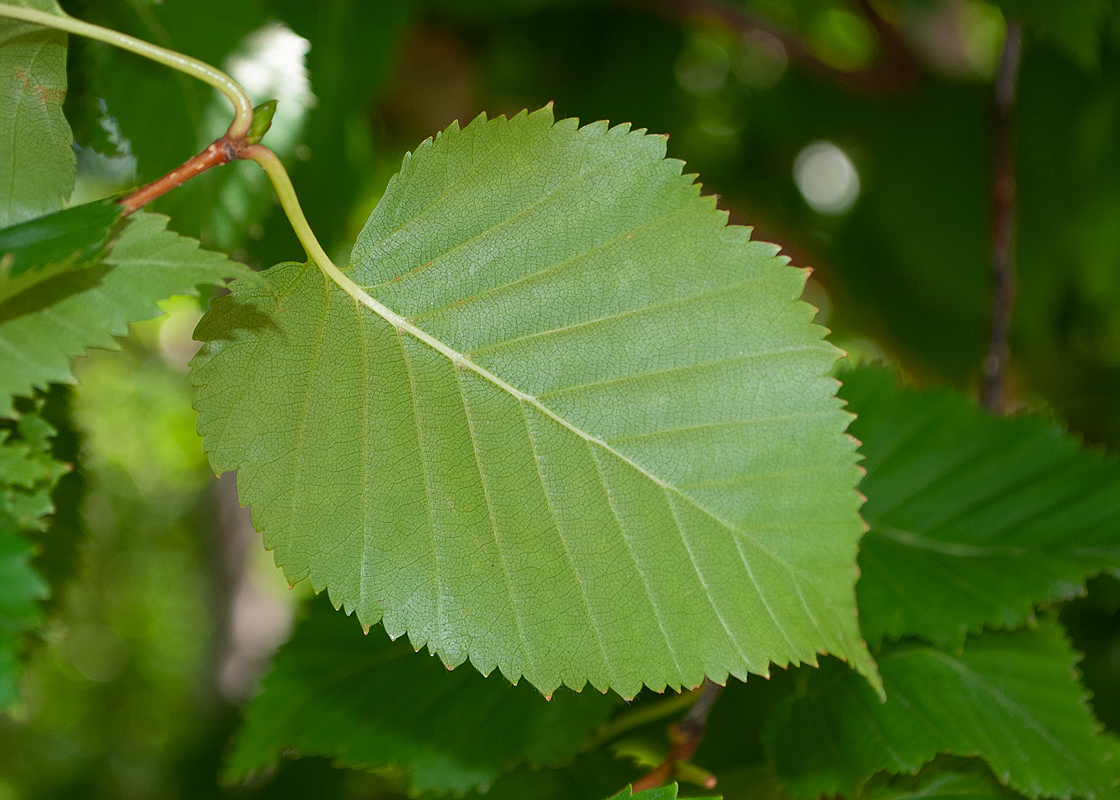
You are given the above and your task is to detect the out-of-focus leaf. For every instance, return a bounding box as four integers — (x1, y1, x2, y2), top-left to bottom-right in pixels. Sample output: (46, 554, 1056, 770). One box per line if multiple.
(860, 757, 1022, 800)
(842, 367, 1120, 649)
(0, 408, 65, 709)
(0, 0, 73, 227)
(192, 106, 876, 699)
(29, 384, 83, 614)
(0, 200, 121, 304)
(226, 596, 618, 794)
(0, 211, 260, 417)
(452, 751, 640, 800)
(765, 620, 1118, 800)
(996, 0, 1111, 71)
(609, 782, 718, 800)
(429, 0, 604, 18)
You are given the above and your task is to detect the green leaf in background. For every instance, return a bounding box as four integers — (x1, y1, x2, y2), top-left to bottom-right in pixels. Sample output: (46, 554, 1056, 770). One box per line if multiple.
(0, 0, 73, 227)
(995, 0, 1111, 71)
(226, 596, 618, 795)
(0, 200, 121, 305)
(0, 408, 66, 709)
(765, 620, 1118, 800)
(860, 757, 1021, 800)
(192, 106, 875, 699)
(451, 751, 640, 800)
(841, 368, 1120, 649)
(609, 782, 718, 800)
(0, 211, 260, 417)
(26, 385, 84, 617)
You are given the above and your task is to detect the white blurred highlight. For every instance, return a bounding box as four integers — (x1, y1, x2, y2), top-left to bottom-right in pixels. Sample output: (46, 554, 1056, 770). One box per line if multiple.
(793, 140, 861, 215)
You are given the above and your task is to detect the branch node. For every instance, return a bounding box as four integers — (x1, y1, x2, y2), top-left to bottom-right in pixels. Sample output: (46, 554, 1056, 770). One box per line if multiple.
(630, 679, 724, 793)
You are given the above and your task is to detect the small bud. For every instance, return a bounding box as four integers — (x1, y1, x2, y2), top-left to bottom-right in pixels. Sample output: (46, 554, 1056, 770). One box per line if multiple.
(246, 100, 278, 145)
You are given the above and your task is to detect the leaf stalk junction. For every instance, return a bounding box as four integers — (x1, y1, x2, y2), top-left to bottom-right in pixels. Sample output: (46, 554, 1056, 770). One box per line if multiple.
(0, 5, 738, 789)
(0, 4, 325, 257)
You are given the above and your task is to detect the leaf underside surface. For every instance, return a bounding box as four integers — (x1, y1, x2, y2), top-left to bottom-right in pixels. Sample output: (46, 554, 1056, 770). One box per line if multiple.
(765, 620, 1119, 800)
(0, 0, 73, 229)
(226, 596, 618, 796)
(0, 211, 258, 417)
(192, 106, 875, 699)
(0, 410, 64, 708)
(842, 368, 1120, 649)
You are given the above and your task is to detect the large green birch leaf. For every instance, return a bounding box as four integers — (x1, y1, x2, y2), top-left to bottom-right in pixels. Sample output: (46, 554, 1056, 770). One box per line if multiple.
(0, 211, 260, 417)
(0, 0, 73, 227)
(191, 106, 875, 699)
(842, 368, 1120, 649)
(226, 596, 618, 795)
(765, 620, 1119, 800)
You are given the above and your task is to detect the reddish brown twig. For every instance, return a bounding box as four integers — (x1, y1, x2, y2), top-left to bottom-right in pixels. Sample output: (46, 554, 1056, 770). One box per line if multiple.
(638, 0, 922, 95)
(631, 679, 724, 792)
(118, 136, 244, 215)
(982, 22, 1023, 412)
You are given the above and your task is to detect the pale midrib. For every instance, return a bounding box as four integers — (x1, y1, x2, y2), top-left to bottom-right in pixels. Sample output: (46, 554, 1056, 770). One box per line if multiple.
(874, 525, 1034, 558)
(320, 259, 813, 591)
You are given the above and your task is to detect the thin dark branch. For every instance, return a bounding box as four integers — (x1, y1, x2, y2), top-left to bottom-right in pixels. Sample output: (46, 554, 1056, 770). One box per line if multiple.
(983, 22, 1023, 412)
(631, 679, 724, 792)
(637, 0, 922, 94)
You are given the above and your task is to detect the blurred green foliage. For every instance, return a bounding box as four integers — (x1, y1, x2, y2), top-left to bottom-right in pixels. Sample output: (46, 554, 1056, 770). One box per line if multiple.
(4, 0, 1120, 797)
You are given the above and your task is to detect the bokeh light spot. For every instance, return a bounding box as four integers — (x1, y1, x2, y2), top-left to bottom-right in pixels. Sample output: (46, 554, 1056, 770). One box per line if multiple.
(794, 140, 861, 215)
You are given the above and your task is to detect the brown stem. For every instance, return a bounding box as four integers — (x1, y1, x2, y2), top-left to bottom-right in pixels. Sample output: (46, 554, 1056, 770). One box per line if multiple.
(637, 0, 922, 94)
(854, 0, 923, 91)
(118, 136, 243, 215)
(631, 679, 724, 792)
(983, 22, 1023, 412)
